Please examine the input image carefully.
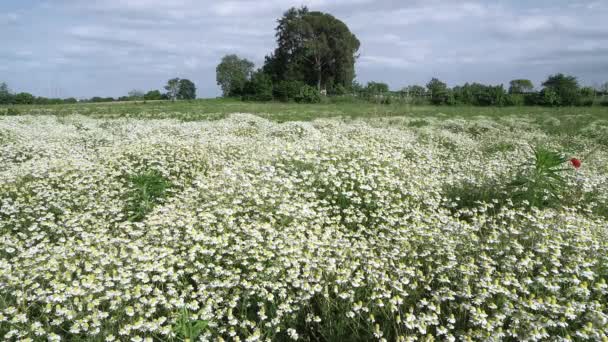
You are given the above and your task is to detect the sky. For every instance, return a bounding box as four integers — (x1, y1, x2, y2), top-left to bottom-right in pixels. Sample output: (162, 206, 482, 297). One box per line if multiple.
(1, 0, 608, 99)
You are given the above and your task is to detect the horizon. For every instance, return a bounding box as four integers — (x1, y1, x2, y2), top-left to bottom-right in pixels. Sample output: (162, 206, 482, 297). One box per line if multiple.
(2, 0, 608, 99)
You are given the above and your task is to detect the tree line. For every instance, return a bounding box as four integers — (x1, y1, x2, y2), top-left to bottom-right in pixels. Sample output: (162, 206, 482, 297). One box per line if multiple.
(0, 78, 196, 105)
(215, 7, 608, 106)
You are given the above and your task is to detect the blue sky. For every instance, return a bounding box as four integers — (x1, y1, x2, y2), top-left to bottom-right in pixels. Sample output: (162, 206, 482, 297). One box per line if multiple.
(1, 0, 607, 98)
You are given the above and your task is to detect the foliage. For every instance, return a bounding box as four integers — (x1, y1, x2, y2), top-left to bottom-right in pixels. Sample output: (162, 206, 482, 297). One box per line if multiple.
(1, 107, 21, 116)
(273, 80, 306, 102)
(263, 6, 360, 91)
(125, 170, 172, 222)
(363, 81, 389, 95)
(508, 79, 534, 94)
(295, 84, 321, 103)
(541, 87, 560, 106)
(177, 79, 196, 100)
(510, 147, 571, 208)
(452, 83, 508, 106)
(242, 71, 274, 101)
(0, 82, 12, 105)
(216, 54, 255, 97)
(173, 308, 209, 341)
(165, 78, 181, 101)
(144, 90, 163, 101)
(14, 92, 35, 105)
(542, 73, 581, 106)
(426, 78, 449, 105)
(127, 89, 144, 100)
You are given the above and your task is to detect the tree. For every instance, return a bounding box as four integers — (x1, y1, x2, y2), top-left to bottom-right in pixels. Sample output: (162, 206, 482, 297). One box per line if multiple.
(403, 85, 426, 97)
(580, 86, 596, 98)
(14, 92, 34, 105)
(177, 79, 196, 100)
(144, 90, 163, 101)
(364, 82, 389, 95)
(541, 73, 580, 106)
(242, 71, 273, 101)
(0, 82, 13, 105)
(426, 78, 449, 105)
(164, 78, 180, 101)
(508, 79, 534, 94)
(273, 80, 305, 102)
(128, 90, 144, 100)
(264, 7, 360, 91)
(216, 55, 255, 97)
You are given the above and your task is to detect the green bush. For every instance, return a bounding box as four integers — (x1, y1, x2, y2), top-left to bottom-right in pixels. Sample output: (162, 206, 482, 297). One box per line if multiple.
(295, 85, 321, 103)
(242, 72, 274, 102)
(578, 97, 595, 106)
(273, 80, 305, 102)
(505, 93, 525, 106)
(2, 107, 21, 116)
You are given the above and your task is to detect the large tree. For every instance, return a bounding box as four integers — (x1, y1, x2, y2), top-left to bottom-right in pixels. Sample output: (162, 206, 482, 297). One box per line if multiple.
(178, 79, 196, 100)
(541, 73, 580, 106)
(164, 78, 180, 101)
(216, 55, 255, 97)
(263, 7, 360, 91)
(426, 78, 449, 105)
(508, 79, 534, 94)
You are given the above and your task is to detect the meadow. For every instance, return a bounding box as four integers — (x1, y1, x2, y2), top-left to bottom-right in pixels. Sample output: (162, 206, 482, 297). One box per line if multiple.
(1, 100, 608, 341)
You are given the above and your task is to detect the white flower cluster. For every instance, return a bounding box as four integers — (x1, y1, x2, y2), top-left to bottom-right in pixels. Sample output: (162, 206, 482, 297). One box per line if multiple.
(1, 113, 607, 341)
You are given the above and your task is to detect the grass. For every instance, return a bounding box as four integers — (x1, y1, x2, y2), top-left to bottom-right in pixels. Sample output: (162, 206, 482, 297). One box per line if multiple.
(3, 98, 608, 129)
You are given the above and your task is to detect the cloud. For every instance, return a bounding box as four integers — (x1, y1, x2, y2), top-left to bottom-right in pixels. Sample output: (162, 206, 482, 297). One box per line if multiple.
(1, 0, 607, 98)
(0, 12, 19, 24)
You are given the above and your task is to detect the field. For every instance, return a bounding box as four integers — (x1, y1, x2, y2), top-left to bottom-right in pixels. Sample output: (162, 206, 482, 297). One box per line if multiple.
(1, 100, 608, 341)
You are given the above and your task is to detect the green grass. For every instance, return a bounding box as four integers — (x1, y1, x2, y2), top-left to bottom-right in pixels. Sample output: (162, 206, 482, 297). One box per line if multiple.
(3, 98, 608, 129)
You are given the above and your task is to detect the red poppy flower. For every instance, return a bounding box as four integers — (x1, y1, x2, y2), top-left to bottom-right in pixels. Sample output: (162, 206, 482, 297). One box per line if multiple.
(570, 158, 581, 169)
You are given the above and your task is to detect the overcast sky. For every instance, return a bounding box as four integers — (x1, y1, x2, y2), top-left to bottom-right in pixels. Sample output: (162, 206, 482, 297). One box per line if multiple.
(1, 0, 608, 98)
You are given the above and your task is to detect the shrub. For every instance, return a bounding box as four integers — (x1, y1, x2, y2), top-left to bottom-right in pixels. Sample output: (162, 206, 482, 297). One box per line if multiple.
(242, 72, 273, 102)
(505, 93, 525, 106)
(125, 170, 172, 221)
(273, 80, 305, 102)
(2, 107, 21, 116)
(295, 85, 321, 104)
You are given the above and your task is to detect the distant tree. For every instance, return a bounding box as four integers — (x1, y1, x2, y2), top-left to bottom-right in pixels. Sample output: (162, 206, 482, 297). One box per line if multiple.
(508, 79, 534, 94)
(426, 78, 449, 105)
(177, 79, 196, 100)
(128, 90, 145, 100)
(264, 7, 360, 91)
(64, 98, 78, 104)
(364, 82, 389, 95)
(580, 86, 596, 98)
(404, 85, 426, 97)
(144, 90, 163, 101)
(600, 82, 608, 94)
(164, 78, 181, 101)
(0, 82, 13, 104)
(216, 55, 255, 97)
(541, 73, 580, 106)
(14, 92, 35, 105)
(541, 88, 560, 106)
(351, 81, 364, 94)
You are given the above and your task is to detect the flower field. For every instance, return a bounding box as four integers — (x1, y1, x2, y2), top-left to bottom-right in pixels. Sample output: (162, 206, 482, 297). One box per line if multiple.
(1, 112, 607, 341)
